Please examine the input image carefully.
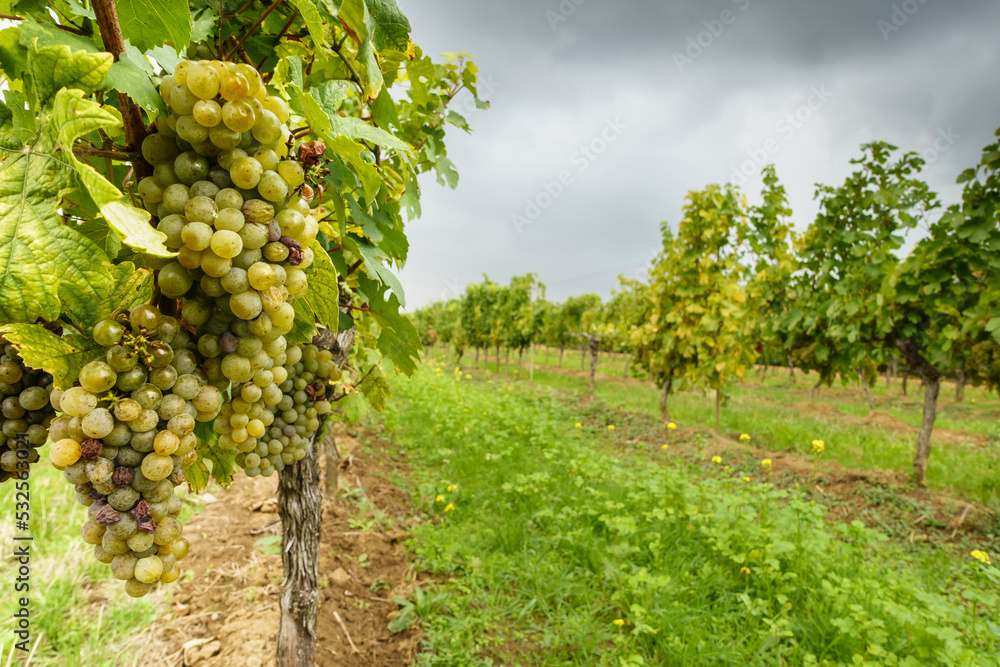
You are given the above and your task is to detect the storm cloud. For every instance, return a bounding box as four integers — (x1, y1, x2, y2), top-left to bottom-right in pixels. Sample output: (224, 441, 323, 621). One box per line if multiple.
(395, 0, 1000, 307)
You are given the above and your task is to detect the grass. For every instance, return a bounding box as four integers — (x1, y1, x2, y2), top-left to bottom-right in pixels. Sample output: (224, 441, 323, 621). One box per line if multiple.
(383, 359, 1000, 666)
(0, 461, 192, 666)
(436, 345, 1000, 509)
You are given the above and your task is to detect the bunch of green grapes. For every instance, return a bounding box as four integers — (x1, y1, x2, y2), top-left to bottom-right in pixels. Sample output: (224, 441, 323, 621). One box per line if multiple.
(0, 340, 56, 483)
(47, 304, 222, 597)
(233, 344, 337, 478)
(135, 59, 322, 458)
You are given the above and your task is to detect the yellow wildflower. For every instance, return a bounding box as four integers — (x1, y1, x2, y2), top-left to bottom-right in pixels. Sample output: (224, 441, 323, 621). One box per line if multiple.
(667, 422, 677, 431)
(444, 503, 455, 512)
(724, 466, 731, 472)
(761, 459, 772, 468)
(507, 386, 514, 391)
(742, 477, 751, 482)
(971, 550, 991, 565)
(575, 423, 582, 429)
(661, 444, 669, 450)
(811, 439, 825, 453)
(607, 425, 615, 431)
(711, 456, 722, 464)
(612, 619, 625, 627)
(739, 433, 751, 442)
(740, 567, 751, 575)
(465, 374, 472, 379)
(447, 485, 457, 492)
(435, 495, 445, 502)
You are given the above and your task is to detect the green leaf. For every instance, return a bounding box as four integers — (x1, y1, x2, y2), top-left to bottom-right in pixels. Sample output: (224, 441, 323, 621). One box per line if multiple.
(190, 7, 218, 44)
(354, 238, 405, 306)
(302, 242, 341, 329)
(104, 55, 166, 120)
(52, 89, 172, 256)
(188, 419, 237, 490)
(331, 114, 409, 152)
(364, 0, 410, 51)
(356, 274, 420, 374)
(287, 0, 330, 47)
(0, 127, 113, 323)
(146, 43, 181, 73)
(0, 323, 103, 389)
(27, 41, 112, 105)
(72, 218, 122, 258)
(371, 85, 400, 130)
(287, 298, 319, 345)
(115, 0, 191, 53)
(327, 135, 380, 200)
(59, 262, 153, 333)
(339, 0, 384, 100)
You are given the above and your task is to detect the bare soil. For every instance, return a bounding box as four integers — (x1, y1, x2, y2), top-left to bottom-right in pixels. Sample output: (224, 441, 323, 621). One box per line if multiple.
(140, 426, 425, 667)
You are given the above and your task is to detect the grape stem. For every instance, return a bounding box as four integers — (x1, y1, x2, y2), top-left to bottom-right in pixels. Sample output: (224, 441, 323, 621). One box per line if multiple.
(72, 148, 143, 162)
(227, 0, 283, 61)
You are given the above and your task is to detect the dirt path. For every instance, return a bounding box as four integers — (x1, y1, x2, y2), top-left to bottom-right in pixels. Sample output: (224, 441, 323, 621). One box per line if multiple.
(141, 427, 424, 667)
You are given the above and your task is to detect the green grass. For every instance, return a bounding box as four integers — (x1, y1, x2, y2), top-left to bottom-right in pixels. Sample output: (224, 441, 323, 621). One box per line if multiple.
(383, 360, 1000, 666)
(0, 462, 182, 665)
(436, 346, 1000, 509)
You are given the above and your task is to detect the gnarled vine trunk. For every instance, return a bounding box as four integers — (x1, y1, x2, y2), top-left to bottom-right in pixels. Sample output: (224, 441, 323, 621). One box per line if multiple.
(558, 347, 564, 368)
(857, 367, 875, 413)
(622, 353, 632, 379)
(660, 371, 673, 421)
(886, 333, 942, 485)
(277, 326, 354, 667)
(955, 367, 966, 402)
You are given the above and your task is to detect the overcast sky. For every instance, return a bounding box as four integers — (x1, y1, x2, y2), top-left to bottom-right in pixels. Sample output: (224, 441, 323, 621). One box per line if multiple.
(394, 0, 1000, 309)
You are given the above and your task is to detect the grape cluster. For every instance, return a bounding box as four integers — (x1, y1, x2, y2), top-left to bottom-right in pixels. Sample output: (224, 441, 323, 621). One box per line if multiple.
(0, 340, 56, 483)
(134, 59, 323, 475)
(231, 344, 338, 477)
(48, 304, 222, 597)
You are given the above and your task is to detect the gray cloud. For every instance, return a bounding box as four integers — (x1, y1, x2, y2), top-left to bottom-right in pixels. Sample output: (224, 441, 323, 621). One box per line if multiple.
(396, 0, 1000, 307)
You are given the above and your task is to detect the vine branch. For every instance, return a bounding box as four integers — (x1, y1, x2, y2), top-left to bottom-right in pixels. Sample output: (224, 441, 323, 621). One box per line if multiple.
(92, 0, 152, 179)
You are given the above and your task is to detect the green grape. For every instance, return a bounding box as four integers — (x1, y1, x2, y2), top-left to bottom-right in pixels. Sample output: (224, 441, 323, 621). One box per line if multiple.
(192, 99, 222, 127)
(251, 110, 283, 145)
(208, 166, 233, 190)
(184, 196, 218, 224)
(258, 171, 289, 202)
(247, 262, 276, 291)
(176, 115, 209, 143)
(176, 247, 203, 270)
(222, 100, 256, 133)
(277, 160, 305, 188)
(230, 156, 263, 189)
(215, 187, 244, 210)
(210, 230, 244, 259)
(220, 267, 250, 294)
(262, 242, 290, 263)
(153, 163, 180, 187)
(239, 223, 268, 250)
(262, 96, 289, 123)
(181, 222, 213, 251)
(215, 208, 245, 232)
(161, 183, 190, 215)
(190, 180, 220, 199)
(174, 151, 210, 185)
(254, 149, 279, 172)
(137, 177, 164, 204)
(168, 84, 198, 115)
(187, 63, 221, 100)
(209, 124, 243, 151)
(159, 262, 194, 298)
(141, 134, 179, 166)
(220, 71, 250, 101)
(276, 209, 305, 238)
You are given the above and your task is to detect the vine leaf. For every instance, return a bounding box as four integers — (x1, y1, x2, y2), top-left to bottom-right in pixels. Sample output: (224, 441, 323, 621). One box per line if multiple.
(0, 323, 103, 389)
(364, 0, 410, 51)
(339, 0, 385, 100)
(186, 421, 237, 491)
(115, 0, 191, 53)
(60, 261, 153, 332)
(52, 88, 172, 257)
(104, 56, 166, 120)
(27, 41, 111, 105)
(287, 298, 319, 346)
(301, 242, 341, 330)
(356, 274, 420, 375)
(287, 0, 330, 48)
(0, 127, 112, 323)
